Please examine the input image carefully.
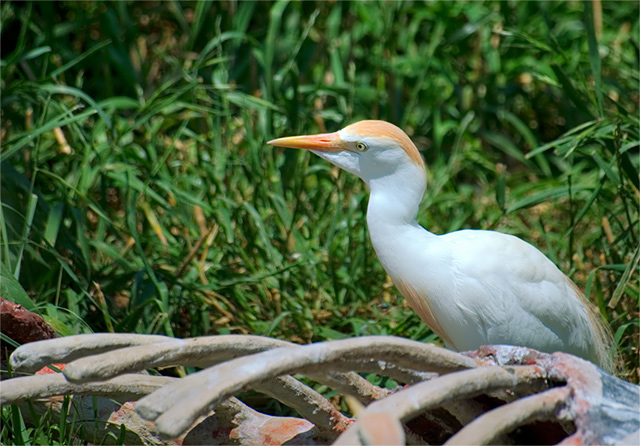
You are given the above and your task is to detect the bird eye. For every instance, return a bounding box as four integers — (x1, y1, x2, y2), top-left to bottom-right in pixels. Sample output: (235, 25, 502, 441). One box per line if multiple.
(355, 142, 367, 152)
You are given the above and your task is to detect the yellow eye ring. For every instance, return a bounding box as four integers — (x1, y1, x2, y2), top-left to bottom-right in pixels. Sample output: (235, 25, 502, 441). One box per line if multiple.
(355, 142, 367, 152)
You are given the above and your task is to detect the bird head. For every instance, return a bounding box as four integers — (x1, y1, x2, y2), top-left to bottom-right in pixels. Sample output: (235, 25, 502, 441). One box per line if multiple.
(267, 120, 425, 186)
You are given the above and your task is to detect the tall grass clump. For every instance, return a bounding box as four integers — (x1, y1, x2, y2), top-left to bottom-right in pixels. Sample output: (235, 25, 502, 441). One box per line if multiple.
(1, 2, 638, 440)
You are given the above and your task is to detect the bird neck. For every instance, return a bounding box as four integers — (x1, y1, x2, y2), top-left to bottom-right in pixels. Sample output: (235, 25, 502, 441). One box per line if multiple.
(365, 165, 432, 283)
(366, 165, 426, 229)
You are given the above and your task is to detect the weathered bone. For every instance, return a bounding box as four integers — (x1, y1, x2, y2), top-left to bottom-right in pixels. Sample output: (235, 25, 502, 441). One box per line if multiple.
(57, 334, 387, 405)
(1, 373, 174, 405)
(5, 332, 639, 445)
(10, 333, 173, 373)
(136, 336, 476, 437)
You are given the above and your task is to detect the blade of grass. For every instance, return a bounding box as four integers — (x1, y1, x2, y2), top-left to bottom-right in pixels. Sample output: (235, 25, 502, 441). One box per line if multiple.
(1, 108, 99, 162)
(1, 1, 31, 70)
(10, 405, 27, 446)
(261, 311, 291, 336)
(497, 110, 551, 176)
(59, 396, 69, 445)
(506, 185, 590, 213)
(0, 332, 20, 349)
(264, 0, 290, 134)
(0, 262, 35, 310)
(49, 40, 112, 78)
(43, 203, 64, 247)
(608, 245, 639, 309)
(583, 0, 604, 117)
(551, 63, 593, 119)
(20, 46, 51, 61)
(481, 131, 534, 168)
(526, 120, 599, 159)
(0, 202, 11, 269)
(495, 163, 507, 212)
(196, 31, 259, 70)
(565, 173, 606, 236)
(126, 189, 173, 336)
(168, 1, 189, 33)
(13, 193, 37, 280)
(38, 84, 111, 127)
(242, 201, 284, 267)
(403, 21, 445, 128)
(187, 0, 212, 51)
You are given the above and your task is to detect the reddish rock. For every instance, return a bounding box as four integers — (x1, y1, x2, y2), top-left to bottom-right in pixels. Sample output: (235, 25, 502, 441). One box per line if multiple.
(1, 297, 57, 360)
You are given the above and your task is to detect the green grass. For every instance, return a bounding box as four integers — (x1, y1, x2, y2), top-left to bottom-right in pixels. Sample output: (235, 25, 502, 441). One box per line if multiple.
(1, 1, 639, 442)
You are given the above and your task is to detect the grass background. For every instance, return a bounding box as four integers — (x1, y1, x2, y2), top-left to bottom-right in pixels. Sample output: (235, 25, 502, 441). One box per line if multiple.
(1, 0, 638, 442)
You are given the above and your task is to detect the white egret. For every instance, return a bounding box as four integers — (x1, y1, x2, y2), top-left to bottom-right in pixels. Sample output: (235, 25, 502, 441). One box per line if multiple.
(269, 120, 613, 371)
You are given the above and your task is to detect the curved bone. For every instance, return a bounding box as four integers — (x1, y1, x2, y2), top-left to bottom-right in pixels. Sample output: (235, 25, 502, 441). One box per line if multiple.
(0, 373, 174, 405)
(319, 371, 391, 403)
(9, 334, 373, 432)
(257, 375, 352, 432)
(137, 336, 474, 421)
(11, 333, 386, 409)
(333, 365, 546, 445)
(62, 336, 433, 387)
(61, 335, 293, 381)
(136, 336, 476, 438)
(5, 330, 639, 445)
(56, 334, 385, 405)
(10, 333, 173, 373)
(444, 386, 571, 445)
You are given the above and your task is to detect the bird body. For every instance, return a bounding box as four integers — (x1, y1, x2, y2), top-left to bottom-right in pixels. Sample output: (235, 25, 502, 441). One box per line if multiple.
(268, 120, 613, 371)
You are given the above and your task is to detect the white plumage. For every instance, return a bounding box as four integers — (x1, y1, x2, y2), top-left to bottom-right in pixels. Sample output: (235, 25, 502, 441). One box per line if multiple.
(269, 120, 613, 371)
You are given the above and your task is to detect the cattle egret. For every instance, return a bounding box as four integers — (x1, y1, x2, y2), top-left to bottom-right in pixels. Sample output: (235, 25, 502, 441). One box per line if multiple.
(268, 120, 614, 371)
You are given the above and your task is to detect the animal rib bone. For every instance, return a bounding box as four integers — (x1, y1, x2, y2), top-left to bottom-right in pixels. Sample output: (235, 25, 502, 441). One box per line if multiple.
(5, 333, 638, 445)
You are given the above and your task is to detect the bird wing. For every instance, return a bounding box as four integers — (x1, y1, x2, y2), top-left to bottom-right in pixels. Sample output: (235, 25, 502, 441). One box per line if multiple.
(439, 230, 593, 356)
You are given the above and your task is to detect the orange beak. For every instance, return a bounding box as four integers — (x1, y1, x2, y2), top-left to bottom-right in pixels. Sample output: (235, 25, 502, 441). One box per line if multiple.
(267, 132, 348, 152)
